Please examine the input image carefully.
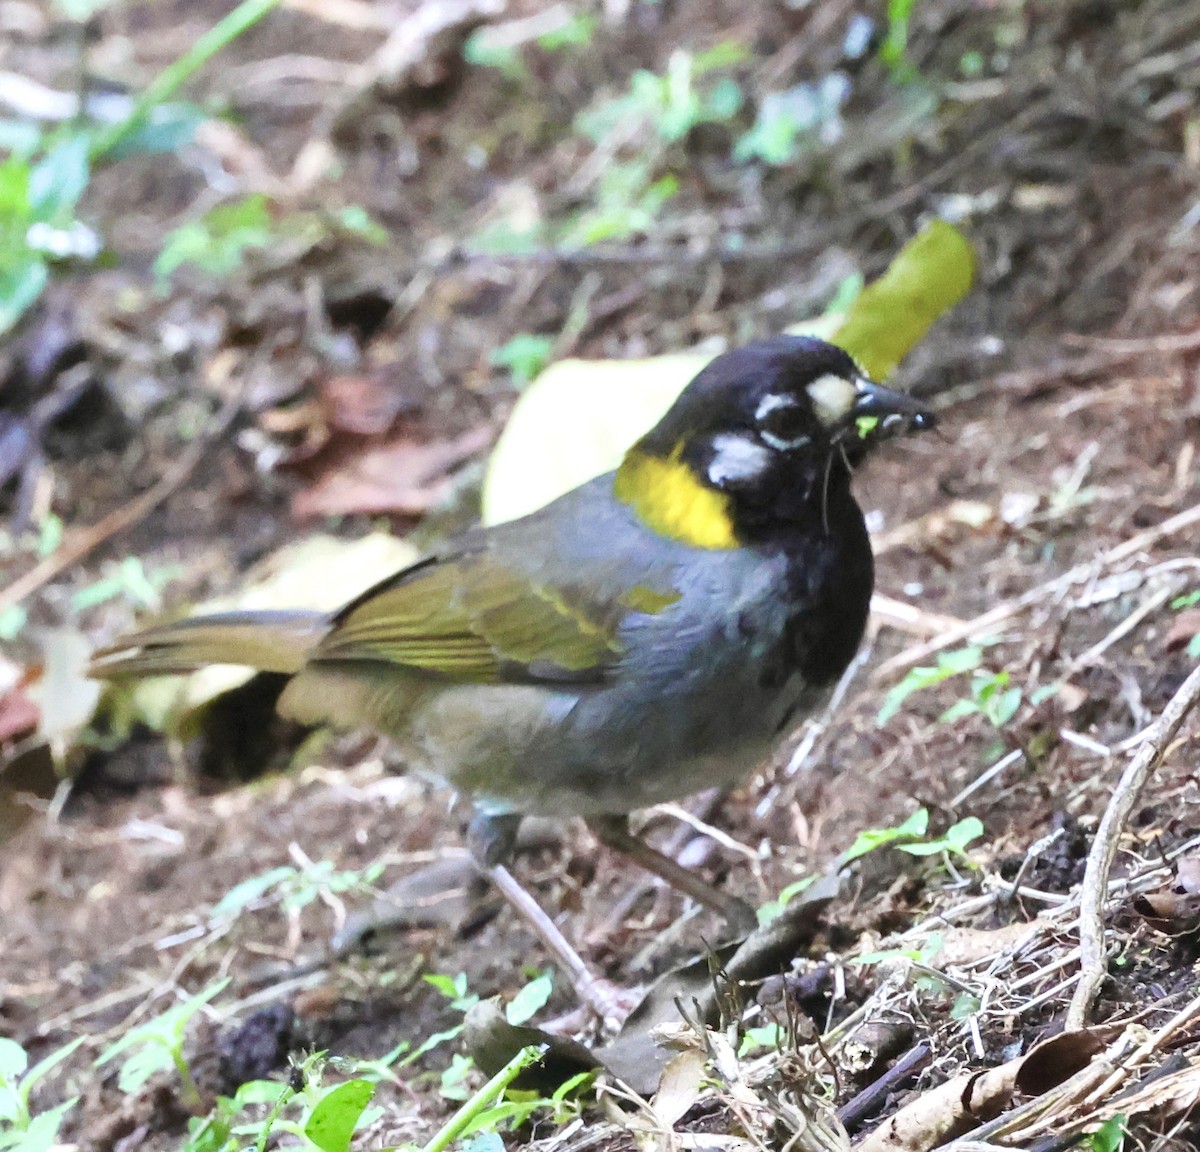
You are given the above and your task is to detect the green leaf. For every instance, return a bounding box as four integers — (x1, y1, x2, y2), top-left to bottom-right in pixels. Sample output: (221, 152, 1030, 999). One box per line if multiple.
(938, 698, 979, 724)
(462, 29, 525, 79)
(987, 686, 1022, 727)
(0, 605, 27, 642)
(337, 205, 388, 245)
(899, 816, 983, 858)
(536, 13, 597, 51)
(505, 974, 552, 1025)
(0, 1097, 78, 1151)
(210, 865, 296, 920)
(303, 1079, 375, 1152)
(0, 255, 48, 338)
(950, 992, 981, 1018)
(154, 194, 275, 282)
(20, 1037, 86, 1101)
(833, 219, 976, 381)
(880, 0, 919, 79)
(878, 645, 984, 725)
(845, 809, 929, 862)
(756, 875, 816, 926)
(107, 103, 203, 159)
(0, 156, 33, 224)
(462, 1133, 505, 1152)
(738, 1022, 782, 1056)
(0, 1039, 27, 1080)
(28, 135, 90, 220)
(491, 334, 554, 389)
(423, 972, 467, 1000)
(1087, 1115, 1125, 1152)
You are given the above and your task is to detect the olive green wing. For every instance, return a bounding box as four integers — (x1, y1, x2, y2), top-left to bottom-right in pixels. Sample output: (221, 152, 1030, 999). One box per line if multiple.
(312, 552, 635, 684)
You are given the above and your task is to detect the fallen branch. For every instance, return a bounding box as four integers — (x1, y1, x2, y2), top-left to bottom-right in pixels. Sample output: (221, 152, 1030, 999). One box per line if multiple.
(1067, 661, 1200, 1029)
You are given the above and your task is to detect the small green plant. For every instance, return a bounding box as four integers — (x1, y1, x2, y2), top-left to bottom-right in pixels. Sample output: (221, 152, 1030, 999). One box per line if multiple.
(0, 1035, 85, 1151)
(491, 334, 555, 388)
(758, 809, 983, 926)
(155, 194, 278, 283)
(558, 163, 678, 248)
(756, 876, 817, 927)
(1171, 590, 1200, 657)
(845, 808, 983, 865)
(738, 1021, 784, 1057)
(95, 979, 229, 1111)
(880, 0, 920, 80)
(183, 1051, 379, 1152)
(939, 668, 1022, 730)
(155, 197, 386, 285)
(844, 807, 932, 860)
(853, 931, 943, 967)
(211, 859, 387, 926)
(877, 645, 986, 724)
(734, 75, 850, 166)
(0, 137, 95, 336)
(879, 642, 1024, 733)
(0, 0, 281, 336)
(1086, 1114, 1126, 1152)
(0, 605, 27, 643)
(576, 45, 745, 147)
(71, 556, 181, 614)
(418, 1044, 590, 1152)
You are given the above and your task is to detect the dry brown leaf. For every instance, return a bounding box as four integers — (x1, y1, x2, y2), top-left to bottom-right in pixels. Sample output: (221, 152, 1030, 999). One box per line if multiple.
(321, 373, 412, 436)
(1014, 1030, 1106, 1096)
(1164, 610, 1200, 653)
(292, 426, 491, 519)
(0, 685, 38, 744)
(857, 1030, 1105, 1152)
(1132, 854, 1200, 935)
(856, 1062, 1021, 1152)
(653, 1048, 708, 1128)
(932, 922, 1035, 967)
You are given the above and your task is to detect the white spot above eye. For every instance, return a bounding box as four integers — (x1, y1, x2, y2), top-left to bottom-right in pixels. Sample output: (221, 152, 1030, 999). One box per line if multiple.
(806, 374, 858, 427)
(708, 433, 773, 486)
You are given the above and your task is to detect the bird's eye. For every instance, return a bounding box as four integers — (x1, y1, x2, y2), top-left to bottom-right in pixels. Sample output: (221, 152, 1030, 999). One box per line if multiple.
(755, 394, 810, 450)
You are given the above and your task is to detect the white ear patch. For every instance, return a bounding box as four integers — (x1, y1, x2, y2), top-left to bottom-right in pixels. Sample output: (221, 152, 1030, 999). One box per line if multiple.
(708, 433, 773, 486)
(806, 374, 858, 427)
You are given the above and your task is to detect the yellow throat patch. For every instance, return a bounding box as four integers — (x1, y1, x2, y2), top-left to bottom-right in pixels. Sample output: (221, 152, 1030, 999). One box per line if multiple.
(614, 443, 739, 550)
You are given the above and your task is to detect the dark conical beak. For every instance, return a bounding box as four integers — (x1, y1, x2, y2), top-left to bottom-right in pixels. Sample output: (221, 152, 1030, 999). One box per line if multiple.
(851, 377, 937, 437)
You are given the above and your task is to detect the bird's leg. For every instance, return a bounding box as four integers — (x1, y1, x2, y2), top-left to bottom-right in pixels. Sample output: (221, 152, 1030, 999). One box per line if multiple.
(467, 811, 633, 1027)
(586, 814, 757, 938)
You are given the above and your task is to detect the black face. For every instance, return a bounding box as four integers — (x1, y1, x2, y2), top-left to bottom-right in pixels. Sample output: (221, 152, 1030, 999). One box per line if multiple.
(640, 336, 936, 527)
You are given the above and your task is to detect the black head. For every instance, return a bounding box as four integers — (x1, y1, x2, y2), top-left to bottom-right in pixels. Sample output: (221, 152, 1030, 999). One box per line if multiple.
(615, 336, 936, 545)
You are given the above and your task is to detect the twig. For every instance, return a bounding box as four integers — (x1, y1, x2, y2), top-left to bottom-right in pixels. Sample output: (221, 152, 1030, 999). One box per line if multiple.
(836, 1041, 931, 1133)
(1067, 661, 1200, 1030)
(0, 397, 240, 614)
(90, 0, 283, 159)
(874, 501, 1200, 681)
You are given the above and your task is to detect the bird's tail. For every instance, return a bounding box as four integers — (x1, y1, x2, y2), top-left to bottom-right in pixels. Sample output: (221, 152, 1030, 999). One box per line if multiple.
(89, 610, 329, 679)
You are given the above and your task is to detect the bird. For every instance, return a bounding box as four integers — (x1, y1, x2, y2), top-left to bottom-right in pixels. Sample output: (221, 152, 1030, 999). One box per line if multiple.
(91, 335, 935, 1017)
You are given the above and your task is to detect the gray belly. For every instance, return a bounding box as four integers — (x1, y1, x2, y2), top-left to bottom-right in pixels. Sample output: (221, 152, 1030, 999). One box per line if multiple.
(407, 669, 828, 818)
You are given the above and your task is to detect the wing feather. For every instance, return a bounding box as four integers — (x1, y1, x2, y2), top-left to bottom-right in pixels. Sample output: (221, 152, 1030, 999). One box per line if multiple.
(313, 552, 629, 684)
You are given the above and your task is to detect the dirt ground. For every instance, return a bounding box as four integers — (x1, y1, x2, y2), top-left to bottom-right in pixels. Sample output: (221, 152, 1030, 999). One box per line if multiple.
(4, 0, 1200, 1148)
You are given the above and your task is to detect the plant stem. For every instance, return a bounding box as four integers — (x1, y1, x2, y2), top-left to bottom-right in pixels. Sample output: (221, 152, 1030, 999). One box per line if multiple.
(90, 0, 282, 160)
(420, 1046, 546, 1152)
(172, 1050, 204, 1114)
